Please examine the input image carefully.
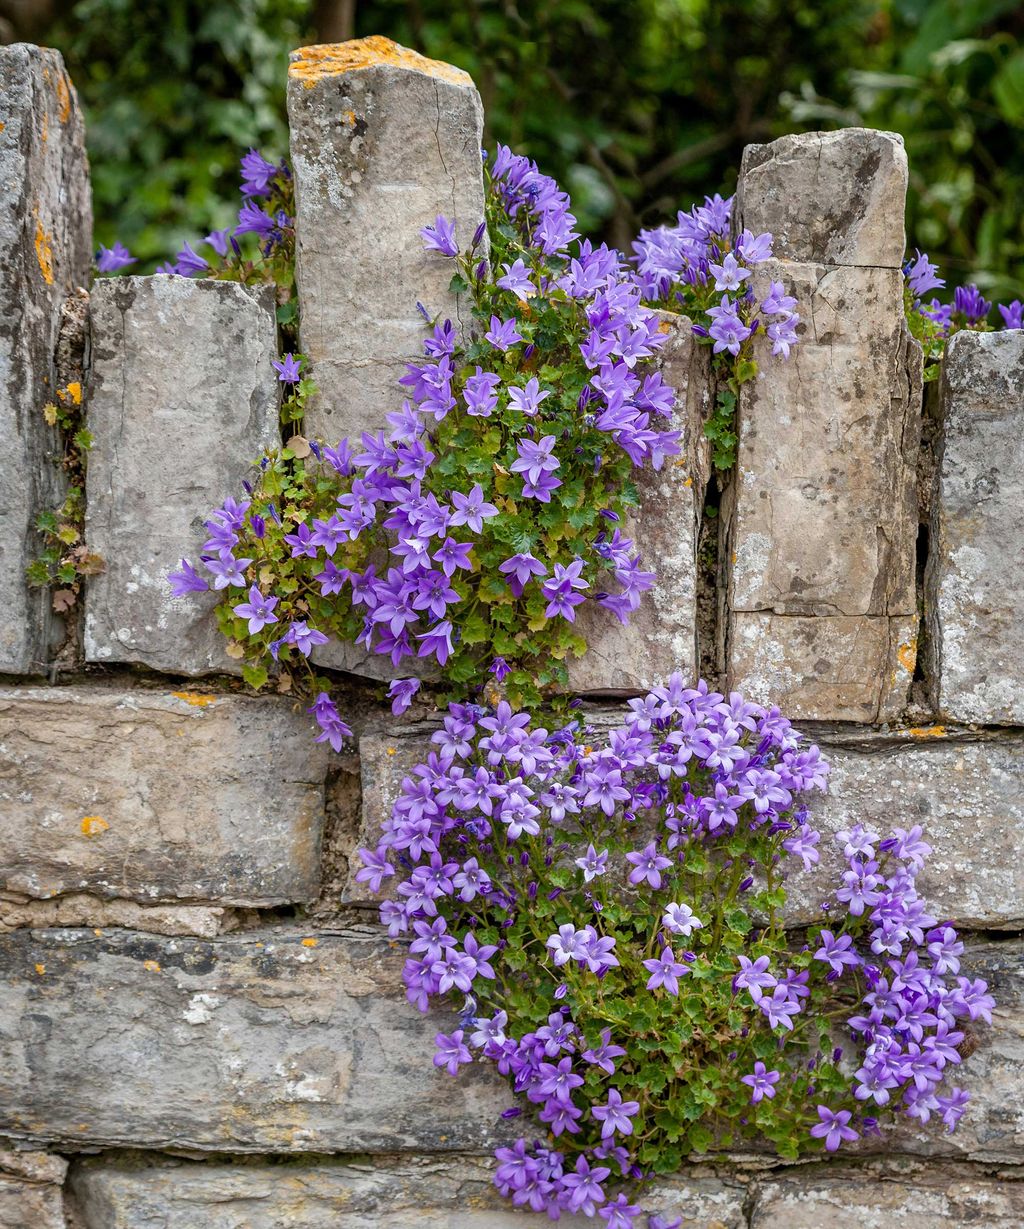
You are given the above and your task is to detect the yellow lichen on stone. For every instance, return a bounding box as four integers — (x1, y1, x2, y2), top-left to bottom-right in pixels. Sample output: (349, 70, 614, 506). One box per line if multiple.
(81, 816, 109, 837)
(171, 691, 218, 707)
(143, 959, 161, 973)
(56, 72, 72, 123)
(908, 724, 946, 739)
(896, 638, 917, 673)
(34, 216, 54, 285)
(59, 381, 83, 405)
(301, 937, 318, 947)
(34, 963, 45, 976)
(288, 36, 472, 90)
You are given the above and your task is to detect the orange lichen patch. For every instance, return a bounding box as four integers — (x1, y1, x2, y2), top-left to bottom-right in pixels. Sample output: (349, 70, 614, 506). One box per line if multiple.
(58, 381, 83, 405)
(143, 959, 161, 973)
(93, 928, 103, 936)
(81, 816, 109, 837)
(385, 746, 397, 756)
(34, 217, 54, 285)
(908, 725, 947, 739)
(896, 638, 917, 673)
(288, 37, 472, 89)
(56, 73, 72, 123)
(301, 937, 318, 947)
(342, 109, 357, 126)
(34, 964, 45, 976)
(171, 691, 218, 707)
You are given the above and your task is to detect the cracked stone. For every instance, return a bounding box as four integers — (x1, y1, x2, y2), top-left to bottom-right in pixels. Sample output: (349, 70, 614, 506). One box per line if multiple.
(0, 685, 326, 907)
(287, 36, 485, 446)
(83, 276, 280, 677)
(0, 45, 91, 674)
(928, 329, 1024, 725)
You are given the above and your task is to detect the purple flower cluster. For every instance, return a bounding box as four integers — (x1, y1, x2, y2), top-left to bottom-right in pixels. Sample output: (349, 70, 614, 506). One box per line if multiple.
(904, 247, 1021, 335)
(630, 196, 801, 361)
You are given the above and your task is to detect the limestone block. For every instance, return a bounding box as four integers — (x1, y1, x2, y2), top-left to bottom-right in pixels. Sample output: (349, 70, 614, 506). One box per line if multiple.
(789, 729, 1024, 930)
(0, 927, 506, 1152)
(84, 276, 279, 676)
(0, 686, 326, 906)
(725, 161, 922, 721)
(928, 330, 1024, 724)
(288, 37, 485, 444)
(735, 128, 908, 268)
(567, 313, 712, 694)
(0, 894, 235, 939)
(753, 1167, 1024, 1228)
(0, 45, 92, 674)
(0, 1175, 65, 1229)
(70, 1154, 746, 1229)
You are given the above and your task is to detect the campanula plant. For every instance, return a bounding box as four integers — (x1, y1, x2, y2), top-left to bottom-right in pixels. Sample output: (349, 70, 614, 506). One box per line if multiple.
(358, 676, 992, 1224)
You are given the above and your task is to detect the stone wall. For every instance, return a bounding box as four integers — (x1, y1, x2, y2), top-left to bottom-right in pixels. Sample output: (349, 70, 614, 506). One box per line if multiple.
(0, 35, 1021, 1229)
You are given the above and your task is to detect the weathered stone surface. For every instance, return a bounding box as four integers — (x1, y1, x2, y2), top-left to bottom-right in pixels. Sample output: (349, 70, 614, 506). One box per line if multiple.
(0, 894, 236, 938)
(84, 275, 279, 676)
(735, 128, 908, 268)
(0, 686, 326, 906)
(568, 313, 712, 693)
(0, 45, 91, 674)
(753, 1167, 1024, 1228)
(789, 729, 1024, 930)
(70, 1154, 746, 1228)
(288, 36, 485, 444)
(0, 1147, 67, 1229)
(928, 329, 1024, 725)
(0, 927, 506, 1153)
(725, 134, 922, 721)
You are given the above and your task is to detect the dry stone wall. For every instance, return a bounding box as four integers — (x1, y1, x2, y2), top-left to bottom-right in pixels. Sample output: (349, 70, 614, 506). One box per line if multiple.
(0, 34, 1022, 1229)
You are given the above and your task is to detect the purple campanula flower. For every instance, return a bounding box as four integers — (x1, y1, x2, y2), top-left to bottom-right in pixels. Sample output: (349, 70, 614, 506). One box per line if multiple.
(708, 252, 751, 293)
(287, 620, 328, 656)
(388, 677, 421, 716)
(239, 148, 278, 196)
(561, 1155, 610, 1216)
(734, 954, 775, 1002)
(575, 843, 609, 882)
(235, 199, 276, 238)
(489, 656, 511, 682)
(463, 367, 501, 416)
(205, 228, 231, 257)
(662, 902, 703, 936)
(762, 280, 798, 315)
(272, 353, 302, 383)
(736, 228, 773, 263)
(205, 554, 253, 589)
(767, 312, 800, 358)
(421, 215, 458, 257)
(174, 241, 209, 277)
(449, 483, 498, 533)
(168, 559, 209, 596)
(591, 1088, 640, 1139)
(904, 248, 945, 299)
(231, 584, 279, 634)
(541, 560, 588, 621)
(809, 1105, 859, 1152)
(354, 845, 394, 892)
(741, 1061, 781, 1104)
(433, 1029, 471, 1075)
(307, 691, 352, 751)
(484, 314, 524, 351)
(706, 295, 752, 355)
(642, 947, 688, 995)
(953, 283, 991, 323)
(999, 299, 1024, 329)
(95, 241, 136, 272)
(433, 537, 472, 577)
(507, 376, 551, 416)
(813, 929, 860, 975)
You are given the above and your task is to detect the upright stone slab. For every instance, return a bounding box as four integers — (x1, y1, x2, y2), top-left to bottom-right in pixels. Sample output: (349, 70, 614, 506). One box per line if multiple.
(0, 927, 506, 1153)
(567, 313, 712, 693)
(928, 330, 1024, 724)
(0, 45, 92, 674)
(0, 685, 326, 906)
(84, 277, 279, 676)
(287, 36, 485, 444)
(726, 129, 921, 722)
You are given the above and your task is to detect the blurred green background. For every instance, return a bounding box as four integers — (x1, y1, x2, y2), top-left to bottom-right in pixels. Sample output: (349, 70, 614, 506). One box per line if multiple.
(4, 0, 1023, 298)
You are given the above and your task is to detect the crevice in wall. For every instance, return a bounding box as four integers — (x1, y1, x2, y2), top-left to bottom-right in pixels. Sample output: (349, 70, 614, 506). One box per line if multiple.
(910, 376, 944, 717)
(695, 470, 723, 688)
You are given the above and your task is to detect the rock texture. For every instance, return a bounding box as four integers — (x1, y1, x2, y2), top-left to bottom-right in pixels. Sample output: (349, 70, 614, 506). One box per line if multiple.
(752, 1167, 1024, 1228)
(0, 44, 92, 674)
(568, 313, 712, 693)
(68, 1155, 746, 1229)
(84, 276, 279, 676)
(0, 1148, 67, 1229)
(0, 927, 506, 1153)
(0, 686, 326, 906)
(725, 130, 921, 722)
(287, 36, 485, 445)
(928, 329, 1024, 724)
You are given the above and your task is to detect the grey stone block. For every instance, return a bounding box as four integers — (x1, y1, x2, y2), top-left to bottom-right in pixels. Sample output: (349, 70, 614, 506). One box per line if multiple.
(84, 276, 279, 676)
(69, 1153, 746, 1228)
(792, 728, 1024, 930)
(735, 128, 908, 268)
(726, 154, 922, 721)
(288, 37, 485, 445)
(0, 45, 92, 674)
(567, 313, 712, 694)
(0, 927, 506, 1153)
(928, 329, 1024, 725)
(0, 1148, 67, 1229)
(0, 685, 326, 906)
(752, 1166, 1024, 1228)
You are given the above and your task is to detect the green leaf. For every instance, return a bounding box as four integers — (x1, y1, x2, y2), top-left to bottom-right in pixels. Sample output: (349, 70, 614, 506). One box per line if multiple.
(242, 663, 268, 690)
